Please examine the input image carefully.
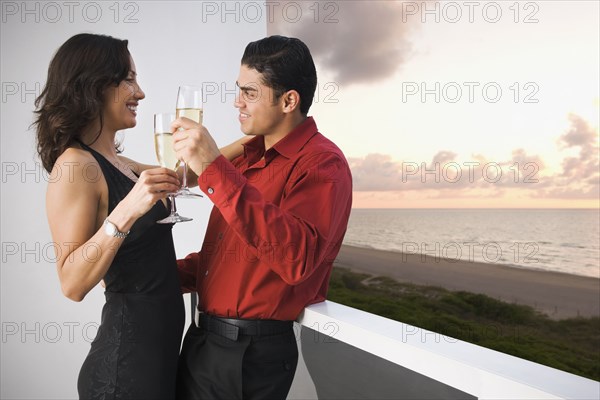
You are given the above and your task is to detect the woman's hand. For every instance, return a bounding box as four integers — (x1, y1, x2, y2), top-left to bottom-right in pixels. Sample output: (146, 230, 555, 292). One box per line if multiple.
(220, 135, 254, 161)
(115, 167, 180, 221)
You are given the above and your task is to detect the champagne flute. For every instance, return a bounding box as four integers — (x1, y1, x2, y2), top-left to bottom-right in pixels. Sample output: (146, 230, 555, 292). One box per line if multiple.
(154, 113, 192, 224)
(175, 85, 204, 198)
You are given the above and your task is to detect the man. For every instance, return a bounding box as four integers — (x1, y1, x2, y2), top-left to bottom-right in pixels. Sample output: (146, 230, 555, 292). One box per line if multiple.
(173, 35, 352, 400)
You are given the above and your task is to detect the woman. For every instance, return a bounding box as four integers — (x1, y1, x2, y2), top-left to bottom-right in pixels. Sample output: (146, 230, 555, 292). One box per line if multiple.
(35, 33, 242, 399)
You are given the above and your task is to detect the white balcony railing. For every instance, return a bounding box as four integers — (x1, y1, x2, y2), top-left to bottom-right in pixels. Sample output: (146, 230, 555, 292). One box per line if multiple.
(287, 301, 599, 400)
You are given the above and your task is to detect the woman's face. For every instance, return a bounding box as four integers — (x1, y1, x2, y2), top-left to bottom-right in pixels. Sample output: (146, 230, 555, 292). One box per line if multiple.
(102, 57, 145, 132)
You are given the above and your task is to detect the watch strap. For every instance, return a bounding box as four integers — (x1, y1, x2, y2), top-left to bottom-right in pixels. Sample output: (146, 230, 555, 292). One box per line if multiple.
(104, 218, 130, 239)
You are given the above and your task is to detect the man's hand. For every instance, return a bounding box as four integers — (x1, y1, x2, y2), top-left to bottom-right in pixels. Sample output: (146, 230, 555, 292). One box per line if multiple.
(172, 117, 221, 176)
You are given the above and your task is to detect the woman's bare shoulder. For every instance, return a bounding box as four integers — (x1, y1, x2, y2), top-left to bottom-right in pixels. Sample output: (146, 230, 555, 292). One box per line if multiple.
(49, 146, 102, 188)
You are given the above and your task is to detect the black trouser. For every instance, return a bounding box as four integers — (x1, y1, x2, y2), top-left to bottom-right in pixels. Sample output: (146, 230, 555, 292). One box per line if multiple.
(176, 318, 298, 400)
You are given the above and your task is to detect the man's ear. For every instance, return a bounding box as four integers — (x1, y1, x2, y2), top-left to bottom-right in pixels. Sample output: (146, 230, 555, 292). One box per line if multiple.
(281, 90, 301, 114)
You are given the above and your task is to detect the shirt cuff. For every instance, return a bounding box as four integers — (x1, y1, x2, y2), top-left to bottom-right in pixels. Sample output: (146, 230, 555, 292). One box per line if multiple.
(197, 155, 246, 206)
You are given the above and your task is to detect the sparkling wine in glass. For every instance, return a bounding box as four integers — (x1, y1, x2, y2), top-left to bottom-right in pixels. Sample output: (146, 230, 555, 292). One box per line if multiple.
(154, 113, 192, 224)
(175, 85, 204, 198)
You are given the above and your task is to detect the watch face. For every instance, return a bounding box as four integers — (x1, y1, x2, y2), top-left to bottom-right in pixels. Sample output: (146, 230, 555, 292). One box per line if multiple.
(105, 221, 117, 236)
(104, 219, 128, 238)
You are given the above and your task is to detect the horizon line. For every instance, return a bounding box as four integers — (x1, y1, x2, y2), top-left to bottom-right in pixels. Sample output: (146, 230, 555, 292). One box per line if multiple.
(350, 207, 600, 210)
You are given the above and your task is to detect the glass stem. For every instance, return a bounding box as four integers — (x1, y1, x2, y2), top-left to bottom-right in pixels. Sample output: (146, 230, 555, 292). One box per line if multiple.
(181, 162, 188, 189)
(169, 195, 177, 214)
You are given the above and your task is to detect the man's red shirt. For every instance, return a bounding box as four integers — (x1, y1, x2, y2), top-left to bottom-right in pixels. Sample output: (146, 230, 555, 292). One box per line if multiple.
(177, 117, 353, 320)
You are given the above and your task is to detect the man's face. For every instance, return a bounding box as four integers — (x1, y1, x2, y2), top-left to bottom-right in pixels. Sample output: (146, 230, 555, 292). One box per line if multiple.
(234, 65, 285, 139)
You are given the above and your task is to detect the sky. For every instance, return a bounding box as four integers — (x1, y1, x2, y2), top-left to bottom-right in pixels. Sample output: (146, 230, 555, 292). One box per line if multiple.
(269, 0, 599, 208)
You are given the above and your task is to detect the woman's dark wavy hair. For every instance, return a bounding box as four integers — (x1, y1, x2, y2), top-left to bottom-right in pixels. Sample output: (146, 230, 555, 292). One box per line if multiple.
(34, 33, 131, 172)
(241, 35, 317, 116)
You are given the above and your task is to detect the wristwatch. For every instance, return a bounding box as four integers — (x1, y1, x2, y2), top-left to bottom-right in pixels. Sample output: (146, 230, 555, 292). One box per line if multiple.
(103, 218, 130, 239)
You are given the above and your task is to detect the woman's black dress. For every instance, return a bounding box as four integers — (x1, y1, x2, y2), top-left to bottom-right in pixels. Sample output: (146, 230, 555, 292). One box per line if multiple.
(77, 144, 185, 400)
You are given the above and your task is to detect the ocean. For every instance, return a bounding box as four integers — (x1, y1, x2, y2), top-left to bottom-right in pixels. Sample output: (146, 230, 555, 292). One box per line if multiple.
(343, 209, 600, 279)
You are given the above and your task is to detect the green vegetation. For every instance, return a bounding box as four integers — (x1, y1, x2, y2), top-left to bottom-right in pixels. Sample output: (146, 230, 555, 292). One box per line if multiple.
(327, 267, 600, 381)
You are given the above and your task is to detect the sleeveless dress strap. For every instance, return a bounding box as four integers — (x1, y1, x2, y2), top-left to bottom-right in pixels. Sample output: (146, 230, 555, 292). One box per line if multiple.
(76, 140, 135, 213)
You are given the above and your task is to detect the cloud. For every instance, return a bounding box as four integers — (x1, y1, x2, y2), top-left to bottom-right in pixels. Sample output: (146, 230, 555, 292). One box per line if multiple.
(530, 113, 600, 200)
(510, 148, 546, 170)
(557, 113, 599, 180)
(559, 114, 598, 150)
(348, 153, 405, 191)
(268, 1, 428, 85)
(432, 151, 458, 164)
(349, 149, 546, 192)
(348, 114, 599, 201)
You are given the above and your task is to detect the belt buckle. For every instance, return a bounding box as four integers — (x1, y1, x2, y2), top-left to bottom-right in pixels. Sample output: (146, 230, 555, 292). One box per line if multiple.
(217, 319, 240, 341)
(194, 309, 201, 328)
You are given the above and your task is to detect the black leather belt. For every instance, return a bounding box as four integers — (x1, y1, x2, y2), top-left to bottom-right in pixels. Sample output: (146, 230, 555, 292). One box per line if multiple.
(196, 312, 293, 341)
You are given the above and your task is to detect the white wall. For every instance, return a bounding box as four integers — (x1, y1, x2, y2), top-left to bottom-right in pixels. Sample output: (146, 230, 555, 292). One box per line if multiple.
(0, 1, 266, 398)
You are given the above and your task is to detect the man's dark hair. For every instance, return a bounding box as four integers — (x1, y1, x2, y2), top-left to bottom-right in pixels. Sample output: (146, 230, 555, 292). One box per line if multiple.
(241, 35, 317, 116)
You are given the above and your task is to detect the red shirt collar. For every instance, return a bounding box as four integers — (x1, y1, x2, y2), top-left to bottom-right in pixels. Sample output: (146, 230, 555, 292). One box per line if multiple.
(243, 117, 319, 162)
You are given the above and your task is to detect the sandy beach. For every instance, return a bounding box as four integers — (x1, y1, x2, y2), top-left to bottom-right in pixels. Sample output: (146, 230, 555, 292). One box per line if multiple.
(334, 245, 600, 319)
